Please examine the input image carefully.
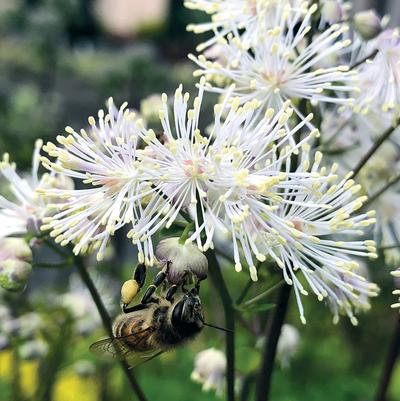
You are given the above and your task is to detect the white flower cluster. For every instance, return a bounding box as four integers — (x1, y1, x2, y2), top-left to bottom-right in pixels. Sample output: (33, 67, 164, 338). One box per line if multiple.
(3, 0, 395, 323)
(38, 79, 378, 323)
(0, 140, 73, 240)
(188, 1, 356, 120)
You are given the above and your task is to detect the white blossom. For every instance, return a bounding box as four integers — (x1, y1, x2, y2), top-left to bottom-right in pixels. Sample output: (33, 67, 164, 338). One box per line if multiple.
(355, 29, 400, 113)
(255, 145, 379, 324)
(277, 324, 300, 368)
(185, 0, 306, 51)
(0, 140, 71, 239)
(190, 3, 355, 119)
(191, 347, 226, 395)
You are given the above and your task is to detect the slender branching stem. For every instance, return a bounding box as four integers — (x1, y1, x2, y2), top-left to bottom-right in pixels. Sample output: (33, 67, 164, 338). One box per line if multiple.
(206, 249, 236, 401)
(255, 283, 291, 401)
(243, 280, 285, 307)
(179, 222, 194, 245)
(363, 173, 400, 209)
(74, 254, 148, 401)
(352, 118, 400, 179)
(374, 316, 400, 401)
(349, 49, 378, 70)
(235, 278, 254, 305)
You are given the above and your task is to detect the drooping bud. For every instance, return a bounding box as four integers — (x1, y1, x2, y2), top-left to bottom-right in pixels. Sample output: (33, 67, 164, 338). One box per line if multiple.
(320, 0, 344, 24)
(276, 324, 300, 368)
(0, 238, 32, 292)
(140, 94, 163, 125)
(74, 360, 96, 377)
(191, 348, 226, 395)
(353, 10, 382, 41)
(156, 237, 208, 284)
(0, 259, 32, 292)
(0, 237, 32, 262)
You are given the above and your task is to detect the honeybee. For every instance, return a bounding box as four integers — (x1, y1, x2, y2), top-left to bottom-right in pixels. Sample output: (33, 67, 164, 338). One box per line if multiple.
(90, 289, 204, 366)
(90, 263, 205, 367)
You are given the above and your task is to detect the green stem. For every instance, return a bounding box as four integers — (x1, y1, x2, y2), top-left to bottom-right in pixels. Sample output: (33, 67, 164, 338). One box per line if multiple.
(349, 49, 378, 70)
(11, 347, 22, 401)
(43, 238, 69, 257)
(74, 254, 148, 401)
(352, 118, 400, 179)
(243, 280, 285, 307)
(179, 222, 194, 245)
(374, 316, 400, 401)
(255, 283, 291, 401)
(235, 278, 254, 305)
(32, 262, 71, 269)
(363, 173, 400, 209)
(206, 249, 235, 401)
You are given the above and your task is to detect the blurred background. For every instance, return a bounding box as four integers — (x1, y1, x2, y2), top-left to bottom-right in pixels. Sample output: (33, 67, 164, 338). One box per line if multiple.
(0, 1, 399, 401)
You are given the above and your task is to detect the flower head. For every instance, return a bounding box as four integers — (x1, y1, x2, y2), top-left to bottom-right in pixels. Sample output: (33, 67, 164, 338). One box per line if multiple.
(41, 81, 321, 274)
(190, 3, 355, 118)
(130, 80, 320, 278)
(355, 29, 400, 113)
(254, 146, 379, 323)
(186, 0, 306, 51)
(40, 98, 150, 261)
(0, 140, 68, 239)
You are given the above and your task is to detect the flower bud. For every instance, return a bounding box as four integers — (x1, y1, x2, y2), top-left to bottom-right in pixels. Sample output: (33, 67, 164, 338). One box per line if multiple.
(0, 238, 32, 263)
(121, 279, 140, 305)
(320, 0, 344, 24)
(0, 259, 32, 292)
(191, 348, 226, 395)
(156, 237, 208, 284)
(276, 324, 300, 368)
(353, 10, 382, 41)
(0, 238, 33, 291)
(19, 339, 48, 360)
(140, 94, 163, 125)
(74, 360, 96, 377)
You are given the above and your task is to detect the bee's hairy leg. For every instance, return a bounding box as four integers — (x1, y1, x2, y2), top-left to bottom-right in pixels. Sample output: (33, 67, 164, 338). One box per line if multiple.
(165, 285, 178, 302)
(134, 263, 147, 290)
(140, 265, 170, 305)
(141, 285, 158, 304)
(180, 272, 190, 293)
(194, 276, 207, 294)
(122, 303, 147, 313)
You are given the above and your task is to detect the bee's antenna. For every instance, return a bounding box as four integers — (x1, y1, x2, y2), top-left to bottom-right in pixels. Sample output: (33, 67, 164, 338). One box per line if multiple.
(203, 321, 234, 333)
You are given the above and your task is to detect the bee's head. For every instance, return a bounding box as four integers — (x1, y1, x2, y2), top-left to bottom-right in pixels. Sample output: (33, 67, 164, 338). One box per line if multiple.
(171, 291, 204, 336)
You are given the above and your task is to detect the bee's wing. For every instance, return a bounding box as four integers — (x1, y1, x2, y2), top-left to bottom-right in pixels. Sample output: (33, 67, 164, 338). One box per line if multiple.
(125, 349, 164, 368)
(89, 327, 163, 367)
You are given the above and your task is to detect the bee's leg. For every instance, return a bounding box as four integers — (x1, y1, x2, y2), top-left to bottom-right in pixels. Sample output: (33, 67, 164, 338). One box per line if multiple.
(134, 263, 147, 290)
(121, 264, 147, 313)
(165, 285, 178, 302)
(180, 272, 190, 293)
(140, 263, 170, 305)
(193, 276, 206, 295)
